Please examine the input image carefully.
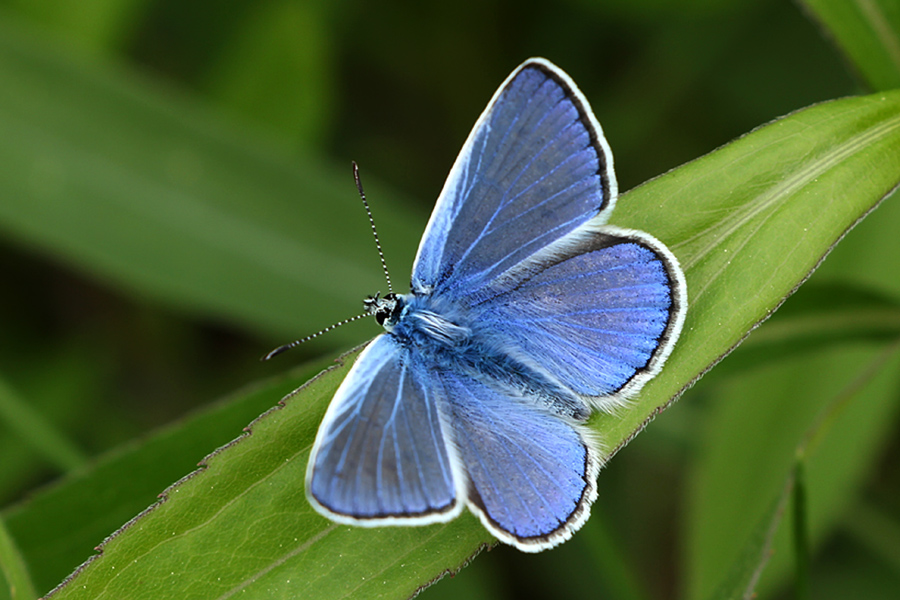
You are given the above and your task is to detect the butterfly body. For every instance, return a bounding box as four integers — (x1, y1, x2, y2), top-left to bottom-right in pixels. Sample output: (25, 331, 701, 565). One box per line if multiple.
(371, 290, 590, 422)
(304, 58, 687, 551)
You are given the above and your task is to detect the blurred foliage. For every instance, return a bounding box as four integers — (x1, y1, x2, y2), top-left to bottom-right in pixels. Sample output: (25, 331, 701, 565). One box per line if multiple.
(0, 0, 898, 599)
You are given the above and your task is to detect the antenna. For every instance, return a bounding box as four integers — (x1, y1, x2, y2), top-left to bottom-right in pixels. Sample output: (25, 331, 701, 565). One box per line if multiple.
(353, 161, 393, 294)
(261, 312, 370, 361)
(262, 162, 393, 361)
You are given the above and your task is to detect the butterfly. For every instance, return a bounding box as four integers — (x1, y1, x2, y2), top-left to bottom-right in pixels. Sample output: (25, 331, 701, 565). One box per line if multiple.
(304, 58, 686, 552)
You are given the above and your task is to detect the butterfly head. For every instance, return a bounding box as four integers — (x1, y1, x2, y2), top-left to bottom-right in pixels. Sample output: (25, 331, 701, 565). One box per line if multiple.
(363, 292, 405, 331)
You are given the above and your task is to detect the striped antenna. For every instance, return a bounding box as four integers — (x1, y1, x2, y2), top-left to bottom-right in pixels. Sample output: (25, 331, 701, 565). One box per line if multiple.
(262, 162, 393, 361)
(353, 161, 393, 293)
(261, 312, 369, 361)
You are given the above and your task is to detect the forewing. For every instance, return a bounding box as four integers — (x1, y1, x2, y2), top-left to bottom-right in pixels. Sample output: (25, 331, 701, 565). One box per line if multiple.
(438, 368, 600, 552)
(306, 335, 462, 524)
(412, 58, 616, 297)
(471, 224, 687, 408)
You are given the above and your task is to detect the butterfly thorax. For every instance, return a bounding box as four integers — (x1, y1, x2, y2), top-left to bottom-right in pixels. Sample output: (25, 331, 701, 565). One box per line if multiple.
(372, 291, 590, 422)
(370, 292, 470, 346)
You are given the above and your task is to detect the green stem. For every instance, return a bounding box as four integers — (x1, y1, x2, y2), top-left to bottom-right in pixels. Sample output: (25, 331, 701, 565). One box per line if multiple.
(792, 462, 810, 600)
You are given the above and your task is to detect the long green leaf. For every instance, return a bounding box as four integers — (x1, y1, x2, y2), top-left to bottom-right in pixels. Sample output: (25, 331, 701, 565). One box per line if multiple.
(0, 515, 36, 600)
(28, 90, 900, 599)
(801, 0, 900, 91)
(700, 339, 900, 600)
(0, 375, 86, 474)
(709, 282, 900, 376)
(704, 476, 794, 600)
(3, 358, 333, 594)
(793, 462, 811, 600)
(686, 341, 900, 600)
(205, 0, 335, 146)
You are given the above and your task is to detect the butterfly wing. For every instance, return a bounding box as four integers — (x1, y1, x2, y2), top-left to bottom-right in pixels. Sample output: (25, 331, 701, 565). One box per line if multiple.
(412, 58, 617, 297)
(471, 224, 687, 408)
(306, 335, 464, 524)
(437, 368, 600, 552)
(409, 57, 685, 405)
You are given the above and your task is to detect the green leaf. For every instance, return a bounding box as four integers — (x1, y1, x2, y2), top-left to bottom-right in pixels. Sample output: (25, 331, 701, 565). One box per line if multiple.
(0, 514, 36, 600)
(5, 0, 149, 54)
(814, 170, 900, 300)
(801, 0, 900, 91)
(700, 336, 900, 600)
(0, 15, 422, 346)
(710, 282, 900, 376)
(24, 88, 900, 598)
(704, 476, 793, 600)
(578, 512, 651, 600)
(0, 374, 86, 474)
(685, 342, 900, 600)
(793, 461, 812, 600)
(3, 358, 333, 594)
(206, 0, 335, 146)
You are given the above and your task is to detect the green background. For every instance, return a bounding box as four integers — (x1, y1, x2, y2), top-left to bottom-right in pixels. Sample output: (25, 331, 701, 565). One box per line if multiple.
(0, 0, 899, 599)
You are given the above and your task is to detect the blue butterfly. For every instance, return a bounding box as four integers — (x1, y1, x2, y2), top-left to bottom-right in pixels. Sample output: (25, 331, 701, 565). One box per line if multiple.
(305, 58, 686, 551)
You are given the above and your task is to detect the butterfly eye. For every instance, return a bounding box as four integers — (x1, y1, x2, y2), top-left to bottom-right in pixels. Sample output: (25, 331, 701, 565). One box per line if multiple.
(373, 306, 390, 326)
